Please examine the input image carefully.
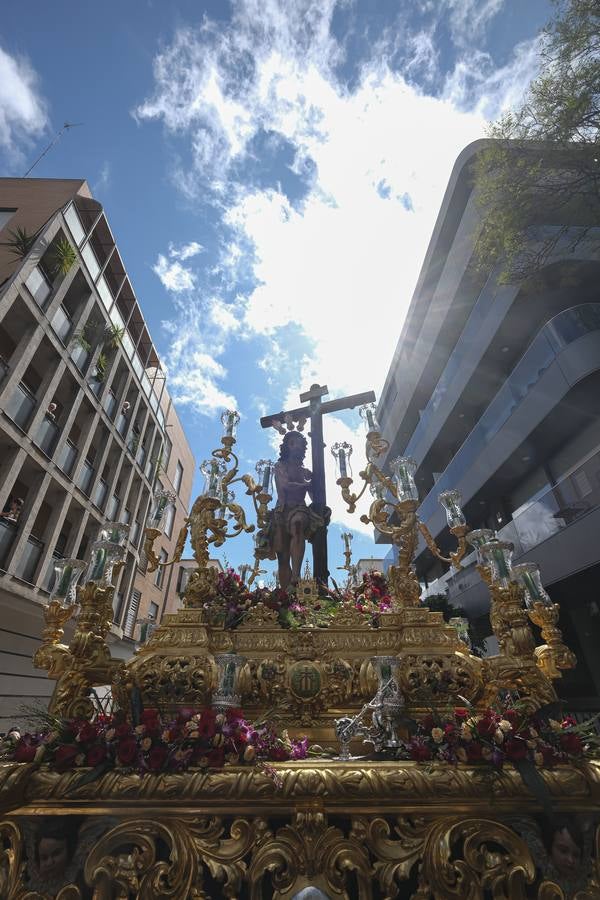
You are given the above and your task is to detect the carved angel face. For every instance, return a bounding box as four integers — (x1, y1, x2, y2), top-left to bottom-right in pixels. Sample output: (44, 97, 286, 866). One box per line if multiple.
(551, 827, 581, 878)
(37, 836, 69, 879)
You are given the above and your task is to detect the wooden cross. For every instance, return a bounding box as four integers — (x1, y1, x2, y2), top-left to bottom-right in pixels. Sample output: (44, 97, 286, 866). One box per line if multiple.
(261, 383, 376, 585)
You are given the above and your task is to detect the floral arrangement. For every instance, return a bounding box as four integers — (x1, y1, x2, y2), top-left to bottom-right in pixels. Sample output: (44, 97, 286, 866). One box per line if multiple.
(351, 570, 393, 622)
(396, 704, 594, 768)
(1, 707, 309, 776)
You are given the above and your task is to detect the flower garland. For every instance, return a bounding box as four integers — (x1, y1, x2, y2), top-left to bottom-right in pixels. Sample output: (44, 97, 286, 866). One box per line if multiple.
(2, 707, 309, 776)
(396, 705, 593, 768)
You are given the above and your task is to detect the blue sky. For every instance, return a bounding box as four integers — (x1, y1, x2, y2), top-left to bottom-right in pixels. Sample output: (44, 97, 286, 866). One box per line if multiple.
(1, 0, 553, 578)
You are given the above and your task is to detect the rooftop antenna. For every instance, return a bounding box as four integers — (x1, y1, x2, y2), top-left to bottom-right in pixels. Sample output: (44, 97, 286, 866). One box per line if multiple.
(22, 122, 84, 178)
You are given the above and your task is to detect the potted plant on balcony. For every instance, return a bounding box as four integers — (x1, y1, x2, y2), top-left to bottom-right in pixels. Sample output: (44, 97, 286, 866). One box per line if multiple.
(48, 238, 76, 277)
(0, 226, 39, 260)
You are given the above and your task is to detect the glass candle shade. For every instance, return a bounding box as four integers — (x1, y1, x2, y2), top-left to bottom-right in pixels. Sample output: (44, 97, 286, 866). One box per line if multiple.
(480, 540, 514, 587)
(512, 562, 552, 608)
(370, 479, 386, 500)
(466, 528, 497, 563)
(49, 558, 87, 604)
(200, 458, 227, 499)
(449, 616, 472, 649)
(439, 489, 466, 528)
(220, 409, 240, 439)
(331, 442, 353, 479)
(146, 489, 176, 530)
(389, 456, 419, 502)
(212, 653, 245, 710)
(255, 459, 274, 494)
(359, 402, 380, 434)
(97, 521, 129, 546)
(87, 539, 126, 586)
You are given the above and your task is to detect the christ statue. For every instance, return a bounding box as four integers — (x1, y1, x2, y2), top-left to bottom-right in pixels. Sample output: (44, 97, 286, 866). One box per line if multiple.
(270, 431, 325, 590)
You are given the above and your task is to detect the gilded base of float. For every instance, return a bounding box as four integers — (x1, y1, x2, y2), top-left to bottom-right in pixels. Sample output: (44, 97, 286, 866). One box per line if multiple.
(1, 759, 599, 898)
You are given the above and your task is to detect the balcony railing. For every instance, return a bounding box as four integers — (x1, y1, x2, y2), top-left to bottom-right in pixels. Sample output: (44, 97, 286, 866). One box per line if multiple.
(116, 413, 128, 436)
(35, 416, 60, 456)
(25, 265, 52, 307)
(70, 343, 90, 372)
(0, 519, 17, 570)
(51, 305, 72, 344)
(57, 439, 77, 476)
(418, 303, 600, 526)
(94, 478, 109, 510)
(107, 494, 120, 520)
(131, 520, 141, 546)
(14, 534, 44, 583)
(44, 551, 64, 592)
(4, 382, 36, 430)
(77, 460, 94, 495)
(104, 391, 117, 418)
(425, 447, 600, 600)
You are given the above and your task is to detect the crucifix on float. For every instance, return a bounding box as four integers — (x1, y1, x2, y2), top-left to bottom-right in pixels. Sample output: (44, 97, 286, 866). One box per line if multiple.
(261, 383, 375, 586)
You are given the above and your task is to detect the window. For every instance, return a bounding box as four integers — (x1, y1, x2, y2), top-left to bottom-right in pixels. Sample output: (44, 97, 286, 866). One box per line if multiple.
(124, 589, 141, 638)
(164, 503, 175, 538)
(177, 566, 189, 595)
(0, 209, 17, 230)
(149, 601, 159, 621)
(174, 461, 183, 494)
(163, 435, 172, 470)
(154, 549, 168, 588)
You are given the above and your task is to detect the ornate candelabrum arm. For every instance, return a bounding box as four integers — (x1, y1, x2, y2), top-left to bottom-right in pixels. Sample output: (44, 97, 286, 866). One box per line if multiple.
(143, 522, 188, 574)
(417, 521, 468, 569)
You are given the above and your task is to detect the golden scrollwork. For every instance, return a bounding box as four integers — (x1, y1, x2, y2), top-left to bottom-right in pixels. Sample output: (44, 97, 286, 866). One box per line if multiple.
(1, 807, 599, 899)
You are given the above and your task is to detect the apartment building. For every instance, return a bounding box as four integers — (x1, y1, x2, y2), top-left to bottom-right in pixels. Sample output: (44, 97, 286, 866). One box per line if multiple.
(0, 178, 194, 729)
(376, 141, 600, 708)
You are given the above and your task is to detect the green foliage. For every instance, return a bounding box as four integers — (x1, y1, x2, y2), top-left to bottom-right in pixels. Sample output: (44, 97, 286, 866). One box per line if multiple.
(474, 0, 600, 281)
(0, 226, 38, 260)
(104, 323, 125, 349)
(49, 237, 76, 276)
(95, 351, 108, 382)
(71, 329, 92, 353)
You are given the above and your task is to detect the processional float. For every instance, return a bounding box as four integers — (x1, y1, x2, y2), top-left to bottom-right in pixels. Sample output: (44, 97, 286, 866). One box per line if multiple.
(0, 397, 599, 899)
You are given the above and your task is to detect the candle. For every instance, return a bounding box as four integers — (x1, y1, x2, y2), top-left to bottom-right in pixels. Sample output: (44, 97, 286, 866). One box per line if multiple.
(261, 462, 272, 492)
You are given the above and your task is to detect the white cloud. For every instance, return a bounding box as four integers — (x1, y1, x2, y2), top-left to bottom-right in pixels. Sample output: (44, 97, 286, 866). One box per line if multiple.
(138, 0, 544, 526)
(93, 161, 111, 194)
(161, 301, 237, 415)
(153, 254, 196, 292)
(169, 240, 204, 260)
(443, 0, 505, 49)
(0, 45, 48, 161)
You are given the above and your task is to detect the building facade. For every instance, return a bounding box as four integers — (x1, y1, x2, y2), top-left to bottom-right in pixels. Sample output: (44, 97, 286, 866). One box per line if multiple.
(0, 178, 194, 730)
(376, 141, 600, 709)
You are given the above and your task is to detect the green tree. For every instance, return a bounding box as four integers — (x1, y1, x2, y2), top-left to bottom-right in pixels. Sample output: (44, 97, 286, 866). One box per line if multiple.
(474, 0, 600, 281)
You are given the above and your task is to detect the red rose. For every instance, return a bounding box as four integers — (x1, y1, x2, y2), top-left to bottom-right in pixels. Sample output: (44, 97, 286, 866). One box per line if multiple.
(503, 709, 519, 724)
(454, 708, 469, 720)
(77, 722, 98, 744)
(467, 742, 483, 762)
(560, 733, 583, 755)
(477, 716, 496, 737)
(13, 738, 37, 762)
(409, 744, 432, 762)
(86, 744, 108, 767)
(147, 743, 169, 772)
(117, 737, 138, 765)
(504, 738, 528, 761)
(54, 744, 80, 771)
(206, 747, 225, 767)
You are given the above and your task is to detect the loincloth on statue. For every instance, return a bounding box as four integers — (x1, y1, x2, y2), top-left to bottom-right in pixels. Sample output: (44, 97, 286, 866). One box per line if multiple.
(271, 503, 324, 553)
